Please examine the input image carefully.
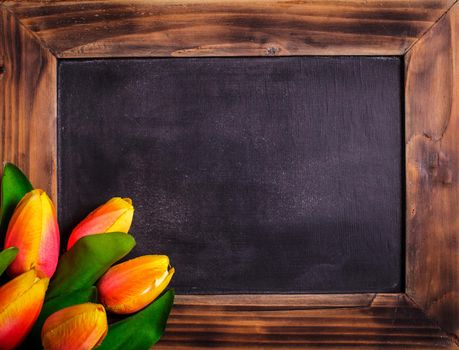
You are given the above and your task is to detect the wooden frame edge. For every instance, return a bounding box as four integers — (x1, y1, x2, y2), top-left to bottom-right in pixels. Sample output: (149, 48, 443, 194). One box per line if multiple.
(405, 0, 459, 341)
(403, 293, 459, 347)
(402, 0, 459, 55)
(2, 0, 457, 58)
(0, 4, 58, 202)
(159, 292, 459, 349)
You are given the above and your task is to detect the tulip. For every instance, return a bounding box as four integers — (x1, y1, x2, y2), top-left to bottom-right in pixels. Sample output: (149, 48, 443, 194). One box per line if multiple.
(98, 255, 175, 314)
(41, 303, 108, 350)
(0, 269, 49, 350)
(4, 189, 59, 277)
(67, 197, 134, 250)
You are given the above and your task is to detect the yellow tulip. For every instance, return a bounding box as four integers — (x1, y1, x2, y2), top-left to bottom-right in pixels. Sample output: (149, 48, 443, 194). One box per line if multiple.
(0, 269, 49, 350)
(41, 303, 108, 350)
(98, 255, 174, 314)
(67, 197, 134, 250)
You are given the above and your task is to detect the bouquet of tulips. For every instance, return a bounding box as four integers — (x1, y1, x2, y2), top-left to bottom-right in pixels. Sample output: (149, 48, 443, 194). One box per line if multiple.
(0, 163, 175, 350)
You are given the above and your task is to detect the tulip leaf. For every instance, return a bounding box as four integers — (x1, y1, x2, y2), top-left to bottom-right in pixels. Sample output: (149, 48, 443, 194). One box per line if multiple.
(46, 232, 136, 300)
(0, 246, 18, 276)
(27, 287, 98, 346)
(0, 163, 33, 236)
(98, 289, 175, 350)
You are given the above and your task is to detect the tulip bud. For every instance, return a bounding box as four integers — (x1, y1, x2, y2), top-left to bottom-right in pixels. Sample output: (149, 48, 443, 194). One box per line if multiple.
(4, 189, 60, 277)
(67, 197, 134, 250)
(0, 269, 49, 350)
(41, 303, 108, 350)
(98, 255, 175, 314)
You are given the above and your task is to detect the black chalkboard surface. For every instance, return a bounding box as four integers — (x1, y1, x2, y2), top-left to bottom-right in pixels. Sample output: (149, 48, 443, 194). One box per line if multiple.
(58, 57, 403, 293)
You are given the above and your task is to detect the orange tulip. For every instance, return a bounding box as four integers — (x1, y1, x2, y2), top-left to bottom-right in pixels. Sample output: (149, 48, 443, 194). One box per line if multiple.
(0, 269, 49, 350)
(98, 255, 175, 314)
(41, 303, 108, 350)
(4, 189, 60, 277)
(67, 197, 134, 250)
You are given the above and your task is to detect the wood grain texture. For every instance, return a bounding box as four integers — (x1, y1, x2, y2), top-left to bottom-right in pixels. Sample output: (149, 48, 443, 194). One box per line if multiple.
(405, 2, 459, 339)
(155, 294, 458, 349)
(1, 0, 457, 58)
(0, 7, 57, 201)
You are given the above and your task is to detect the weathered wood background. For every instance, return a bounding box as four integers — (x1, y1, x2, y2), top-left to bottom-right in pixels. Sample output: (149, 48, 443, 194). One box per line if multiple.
(405, 2, 459, 338)
(1, 0, 457, 57)
(0, 7, 57, 201)
(156, 294, 458, 349)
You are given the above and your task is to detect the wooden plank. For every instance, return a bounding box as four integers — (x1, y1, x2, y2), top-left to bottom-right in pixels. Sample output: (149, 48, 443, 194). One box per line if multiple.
(1, 0, 456, 58)
(405, 2, 459, 339)
(0, 7, 57, 201)
(172, 293, 379, 308)
(155, 294, 458, 349)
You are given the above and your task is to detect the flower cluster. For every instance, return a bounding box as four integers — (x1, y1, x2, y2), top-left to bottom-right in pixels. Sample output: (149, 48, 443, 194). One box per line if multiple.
(0, 164, 175, 350)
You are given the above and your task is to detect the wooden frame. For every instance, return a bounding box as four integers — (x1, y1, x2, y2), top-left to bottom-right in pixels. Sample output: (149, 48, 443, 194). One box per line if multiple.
(1, 1, 458, 348)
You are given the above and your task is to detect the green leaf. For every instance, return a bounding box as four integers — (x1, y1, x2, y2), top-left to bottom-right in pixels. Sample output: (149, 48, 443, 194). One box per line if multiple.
(0, 163, 33, 236)
(28, 287, 98, 346)
(98, 289, 175, 350)
(0, 247, 18, 276)
(46, 232, 136, 300)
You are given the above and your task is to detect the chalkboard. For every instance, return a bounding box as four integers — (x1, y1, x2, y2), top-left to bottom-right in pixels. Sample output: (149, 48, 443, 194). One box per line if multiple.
(58, 57, 403, 293)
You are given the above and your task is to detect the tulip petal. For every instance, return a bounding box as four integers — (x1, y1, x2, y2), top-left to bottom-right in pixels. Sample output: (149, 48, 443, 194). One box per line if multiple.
(98, 255, 175, 314)
(4, 189, 60, 277)
(5, 191, 43, 273)
(0, 270, 49, 350)
(67, 197, 134, 250)
(107, 210, 134, 233)
(42, 303, 107, 350)
(38, 192, 60, 276)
